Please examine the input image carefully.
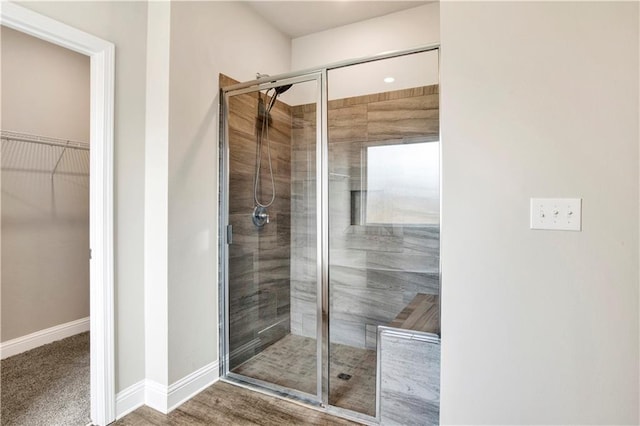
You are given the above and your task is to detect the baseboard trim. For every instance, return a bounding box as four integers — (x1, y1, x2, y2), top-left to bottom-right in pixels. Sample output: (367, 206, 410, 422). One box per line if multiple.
(142, 360, 220, 415)
(144, 379, 168, 413)
(115, 380, 145, 419)
(167, 360, 219, 412)
(0, 317, 90, 359)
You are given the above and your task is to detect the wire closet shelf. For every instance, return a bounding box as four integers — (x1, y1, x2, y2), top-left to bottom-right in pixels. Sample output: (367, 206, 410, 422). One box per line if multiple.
(1, 129, 90, 178)
(1, 129, 89, 151)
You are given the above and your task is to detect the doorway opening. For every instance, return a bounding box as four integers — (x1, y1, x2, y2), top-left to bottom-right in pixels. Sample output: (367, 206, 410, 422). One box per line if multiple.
(0, 4, 115, 425)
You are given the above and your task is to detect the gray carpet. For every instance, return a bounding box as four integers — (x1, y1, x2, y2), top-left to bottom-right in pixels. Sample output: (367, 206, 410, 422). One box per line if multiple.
(1, 332, 90, 426)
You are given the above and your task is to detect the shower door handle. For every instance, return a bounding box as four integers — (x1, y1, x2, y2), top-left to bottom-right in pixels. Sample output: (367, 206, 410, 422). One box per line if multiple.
(226, 225, 233, 245)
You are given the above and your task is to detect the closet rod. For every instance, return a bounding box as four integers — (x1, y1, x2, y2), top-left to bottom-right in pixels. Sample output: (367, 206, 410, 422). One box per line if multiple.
(0, 130, 89, 151)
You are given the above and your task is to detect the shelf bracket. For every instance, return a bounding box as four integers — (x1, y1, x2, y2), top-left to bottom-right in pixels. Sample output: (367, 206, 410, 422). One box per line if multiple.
(51, 142, 69, 179)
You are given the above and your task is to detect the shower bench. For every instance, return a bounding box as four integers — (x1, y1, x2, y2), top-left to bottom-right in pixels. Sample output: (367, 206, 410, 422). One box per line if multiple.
(389, 293, 440, 334)
(377, 293, 441, 425)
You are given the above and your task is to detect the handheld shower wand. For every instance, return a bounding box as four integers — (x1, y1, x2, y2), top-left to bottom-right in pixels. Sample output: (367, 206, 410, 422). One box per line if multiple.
(252, 75, 292, 227)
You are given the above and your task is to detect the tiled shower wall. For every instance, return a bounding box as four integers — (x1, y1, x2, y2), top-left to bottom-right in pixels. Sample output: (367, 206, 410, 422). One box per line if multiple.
(290, 103, 318, 339)
(222, 75, 293, 367)
(223, 74, 440, 358)
(291, 85, 440, 349)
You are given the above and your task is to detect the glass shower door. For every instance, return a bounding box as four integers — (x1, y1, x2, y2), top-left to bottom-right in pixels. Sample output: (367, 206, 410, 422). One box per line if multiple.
(222, 74, 322, 400)
(326, 50, 440, 418)
(220, 47, 440, 422)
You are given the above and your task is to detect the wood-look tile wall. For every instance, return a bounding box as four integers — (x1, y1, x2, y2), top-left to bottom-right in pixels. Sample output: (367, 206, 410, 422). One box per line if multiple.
(221, 74, 292, 367)
(380, 332, 440, 424)
(290, 103, 318, 339)
(222, 74, 440, 357)
(291, 85, 440, 349)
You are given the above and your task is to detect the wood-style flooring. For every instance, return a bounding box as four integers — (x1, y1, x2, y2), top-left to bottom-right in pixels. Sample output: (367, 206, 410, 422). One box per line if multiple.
(115, 381, 361, 426)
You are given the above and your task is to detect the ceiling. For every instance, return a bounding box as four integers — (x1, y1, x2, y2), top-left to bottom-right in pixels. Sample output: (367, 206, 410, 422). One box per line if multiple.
(246, 1, 430, 38)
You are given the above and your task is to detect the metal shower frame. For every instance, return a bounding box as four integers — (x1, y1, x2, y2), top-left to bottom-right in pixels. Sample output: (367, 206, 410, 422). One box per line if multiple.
(218, 42, 441, 425)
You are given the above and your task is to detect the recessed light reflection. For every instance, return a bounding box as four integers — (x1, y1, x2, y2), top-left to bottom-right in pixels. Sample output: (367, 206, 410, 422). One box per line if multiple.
(383, 77, 395, 83)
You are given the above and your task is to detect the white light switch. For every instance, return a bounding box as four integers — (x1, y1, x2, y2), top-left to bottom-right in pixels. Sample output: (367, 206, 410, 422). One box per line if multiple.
(530, 198, 582, 231)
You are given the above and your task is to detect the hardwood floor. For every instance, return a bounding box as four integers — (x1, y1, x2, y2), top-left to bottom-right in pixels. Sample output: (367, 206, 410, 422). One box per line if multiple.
(115, 381, 361, 425)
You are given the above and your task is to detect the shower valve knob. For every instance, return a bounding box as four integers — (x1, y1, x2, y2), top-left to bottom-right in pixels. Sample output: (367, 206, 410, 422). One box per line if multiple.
(252, 206, 270, 227)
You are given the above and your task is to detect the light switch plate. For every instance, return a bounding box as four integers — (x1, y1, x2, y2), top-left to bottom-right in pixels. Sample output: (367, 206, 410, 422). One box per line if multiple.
(530, 198, 582, 231)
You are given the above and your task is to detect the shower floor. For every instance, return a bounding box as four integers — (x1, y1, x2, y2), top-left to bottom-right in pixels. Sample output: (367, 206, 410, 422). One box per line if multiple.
(231, 334, 377, 417)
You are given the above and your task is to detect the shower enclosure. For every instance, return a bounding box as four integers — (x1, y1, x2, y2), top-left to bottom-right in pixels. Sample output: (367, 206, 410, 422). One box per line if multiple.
(219, 45, 440, 424)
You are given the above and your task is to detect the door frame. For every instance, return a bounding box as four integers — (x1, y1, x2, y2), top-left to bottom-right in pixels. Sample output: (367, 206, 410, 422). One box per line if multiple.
(0, 4, 116, 425)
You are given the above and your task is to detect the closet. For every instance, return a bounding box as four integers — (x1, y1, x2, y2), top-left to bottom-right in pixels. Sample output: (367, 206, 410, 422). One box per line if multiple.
(0, 24, 91, 426)
(1, 129, 90, 347)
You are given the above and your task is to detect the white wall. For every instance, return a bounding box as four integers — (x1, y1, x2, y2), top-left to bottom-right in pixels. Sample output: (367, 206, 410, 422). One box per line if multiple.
(292, 3, 439, 69)
(1, 26, 89, 141)
(290, 3, 439, 103)
(16, 1, 148, 393)
(144, 0, 171, 389)
(439, 2, 639, 424)
(1, 26, 90, 341)
(167, 1, 290, 384)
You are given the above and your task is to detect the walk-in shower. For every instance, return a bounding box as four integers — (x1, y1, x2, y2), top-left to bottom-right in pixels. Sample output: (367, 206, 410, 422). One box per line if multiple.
(219, 45, 441, 425)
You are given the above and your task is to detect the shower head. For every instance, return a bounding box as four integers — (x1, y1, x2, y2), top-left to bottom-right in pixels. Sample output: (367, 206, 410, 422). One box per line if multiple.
(256, 73, 292, 95)
(275, 84, 292, 95)
(264, 84, 292, 114)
